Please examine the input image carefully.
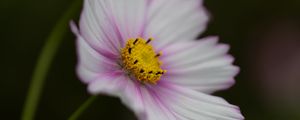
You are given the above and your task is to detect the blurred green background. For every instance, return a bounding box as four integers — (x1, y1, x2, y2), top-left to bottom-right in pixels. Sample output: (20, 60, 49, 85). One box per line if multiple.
(2, 0, 300, 119)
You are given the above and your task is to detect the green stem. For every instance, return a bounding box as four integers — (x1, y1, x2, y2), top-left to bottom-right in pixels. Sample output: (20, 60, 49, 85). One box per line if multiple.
(68, 96, 98, 120)
(21, 1, 81, 120)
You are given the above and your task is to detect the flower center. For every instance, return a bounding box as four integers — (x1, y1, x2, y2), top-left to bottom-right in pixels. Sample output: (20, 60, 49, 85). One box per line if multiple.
(121, 37, 166, 84)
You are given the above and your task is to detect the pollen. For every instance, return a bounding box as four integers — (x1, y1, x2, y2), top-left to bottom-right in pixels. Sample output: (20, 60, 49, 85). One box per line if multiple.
(121, 37, 166, 84)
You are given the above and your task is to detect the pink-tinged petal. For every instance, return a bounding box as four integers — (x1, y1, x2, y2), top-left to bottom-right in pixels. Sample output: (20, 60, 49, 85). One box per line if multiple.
(155, 83, 244, 120)
(144, 0, 209, 50)
(79, 0, 147, 52)
(119, 79, 146, 119)
(88, 71, 125, 96)
(99, 0, 148, 40)
(88, 72, 146, 119)
(138, 86, 177, 120)
(161, 37, 240, 93)
(80, 0, 120, 54)
(76, 34, 119, 84)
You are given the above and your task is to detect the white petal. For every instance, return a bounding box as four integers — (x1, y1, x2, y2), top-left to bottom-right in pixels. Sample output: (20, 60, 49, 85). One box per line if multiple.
(79, 0, 147, 52)
(156, 83, 244, 120)
(161, 37, 239, 93)
(76, 35, 119, 83)
(144, 0, 209, 50)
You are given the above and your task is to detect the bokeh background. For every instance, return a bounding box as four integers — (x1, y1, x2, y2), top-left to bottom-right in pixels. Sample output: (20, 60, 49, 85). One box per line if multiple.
(2, 0, 300, 119)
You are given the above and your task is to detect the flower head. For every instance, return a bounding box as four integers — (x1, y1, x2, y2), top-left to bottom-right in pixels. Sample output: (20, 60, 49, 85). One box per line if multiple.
(71, 0, 244, 119)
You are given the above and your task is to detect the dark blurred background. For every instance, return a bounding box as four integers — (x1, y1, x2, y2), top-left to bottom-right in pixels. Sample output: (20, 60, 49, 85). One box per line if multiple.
(1, 0, 300, 119)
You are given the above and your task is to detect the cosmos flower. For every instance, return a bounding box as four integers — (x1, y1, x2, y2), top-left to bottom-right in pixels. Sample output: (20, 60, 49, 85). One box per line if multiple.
(71, 0, 244, 119)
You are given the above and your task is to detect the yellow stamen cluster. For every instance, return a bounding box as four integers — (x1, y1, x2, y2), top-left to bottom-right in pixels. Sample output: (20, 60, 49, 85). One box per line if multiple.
(121, 37, 166, 84)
